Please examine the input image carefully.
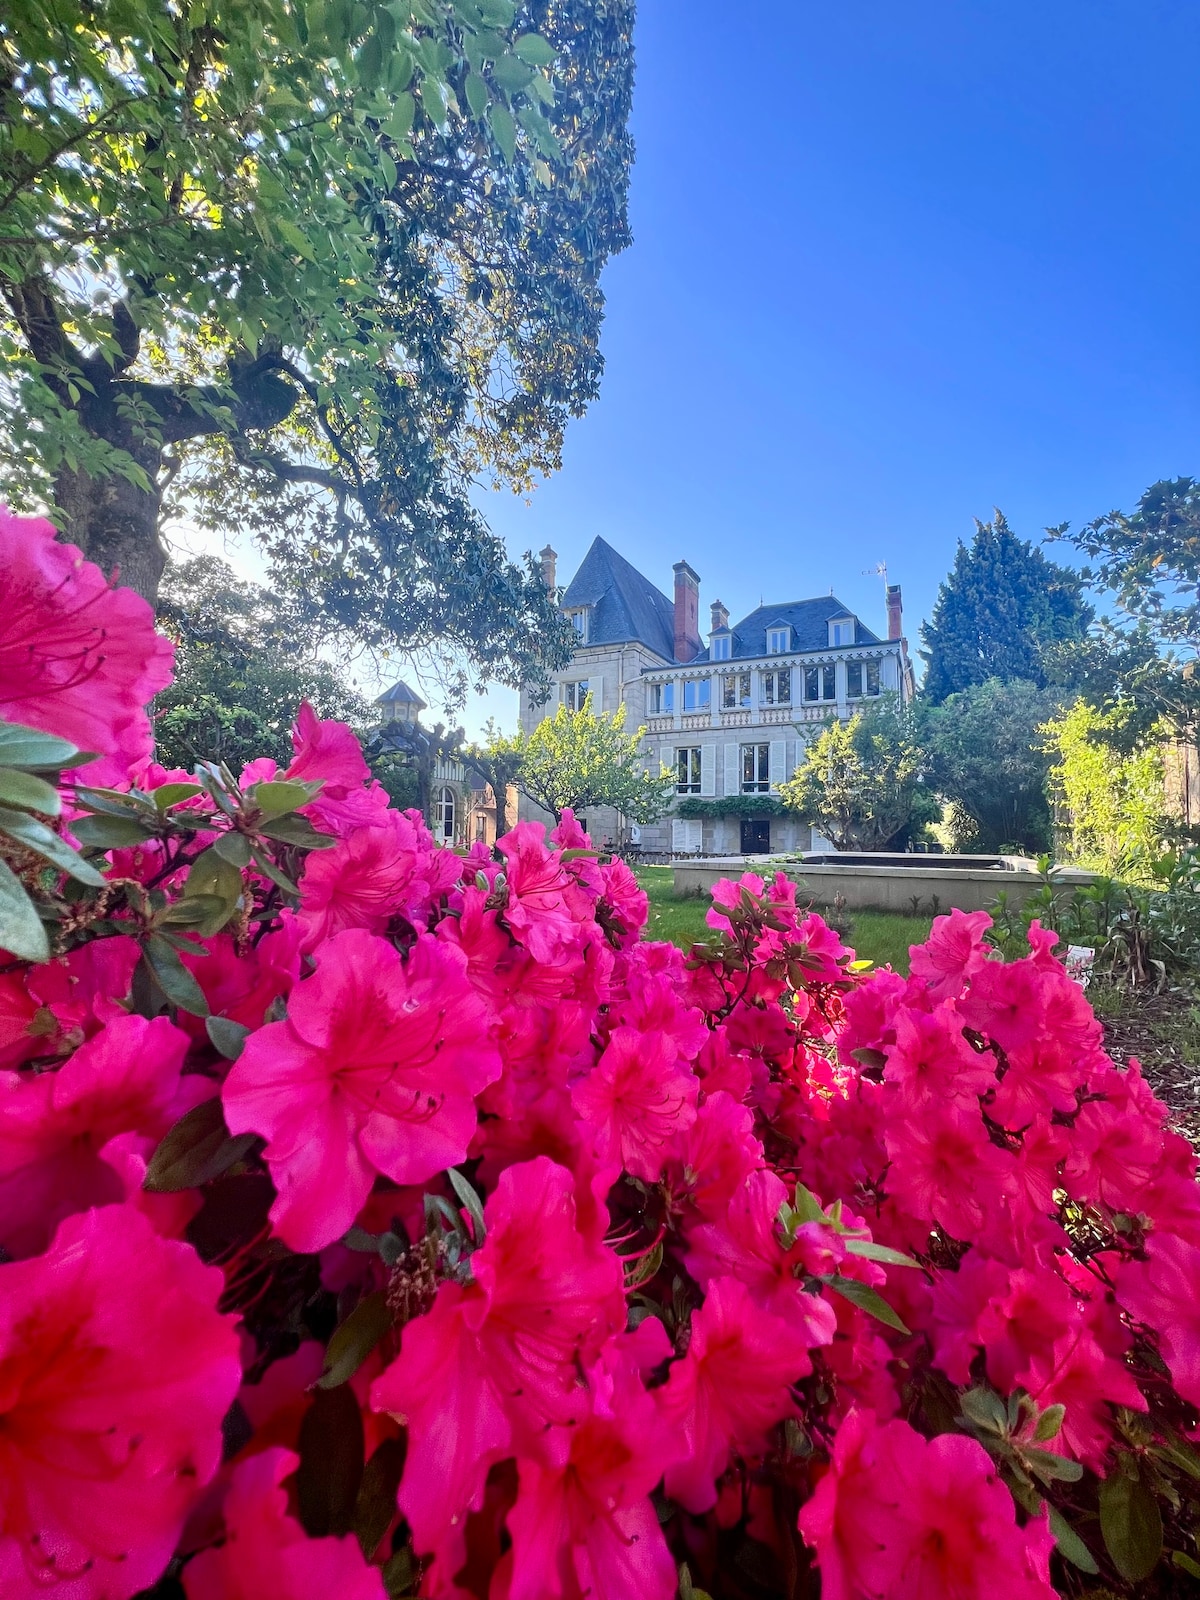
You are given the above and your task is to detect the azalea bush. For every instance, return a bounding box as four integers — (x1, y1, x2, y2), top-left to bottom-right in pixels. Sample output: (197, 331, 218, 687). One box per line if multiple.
(3, 505, 1200, 1600)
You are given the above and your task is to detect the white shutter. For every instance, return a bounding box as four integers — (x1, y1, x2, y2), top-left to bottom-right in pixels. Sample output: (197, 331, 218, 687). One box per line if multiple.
(672, 819, 703, 853)
(700, 744, 716, 797)
(588, 673, 604, 713)
(724, 743, 739, 797)
(769, 740, 786, 790)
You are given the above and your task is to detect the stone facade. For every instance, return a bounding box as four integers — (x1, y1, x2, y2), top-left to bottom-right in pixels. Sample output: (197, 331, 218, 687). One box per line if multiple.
(517, 539, 915, 856)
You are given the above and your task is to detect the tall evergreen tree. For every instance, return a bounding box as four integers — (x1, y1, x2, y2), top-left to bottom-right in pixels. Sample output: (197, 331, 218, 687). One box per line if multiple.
(920, 511, 1093, 703)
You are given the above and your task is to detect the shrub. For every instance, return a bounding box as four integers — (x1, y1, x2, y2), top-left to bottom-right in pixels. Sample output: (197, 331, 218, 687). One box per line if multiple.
(3, 505, 1200, 1598)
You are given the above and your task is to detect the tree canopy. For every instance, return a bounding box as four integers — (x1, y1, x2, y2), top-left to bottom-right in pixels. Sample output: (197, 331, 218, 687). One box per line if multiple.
(154, 555, 376, 772)
(0, 0, 634, 701)
(779, 699, 926, 851)
(502, 694, 674, 824)
(919, 511, 1093, 704)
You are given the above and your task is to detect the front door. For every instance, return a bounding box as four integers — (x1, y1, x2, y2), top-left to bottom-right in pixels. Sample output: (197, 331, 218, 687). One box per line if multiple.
(740, 818, 770, 854)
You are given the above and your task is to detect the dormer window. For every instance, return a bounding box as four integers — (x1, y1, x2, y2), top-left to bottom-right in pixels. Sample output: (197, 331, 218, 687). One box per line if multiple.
(566, 608, 588, 642)
(766, 624, 791, 654)
(830, 618, 855, 648)
(711, 634, 731, 661)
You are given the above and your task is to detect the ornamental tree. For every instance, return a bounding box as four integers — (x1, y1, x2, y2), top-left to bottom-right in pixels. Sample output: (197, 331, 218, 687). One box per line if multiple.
(780, 697, 927, 850)
(0, 0, 633, 699)
(920, 510, 1093, 704)
(510, 693, 675, 824)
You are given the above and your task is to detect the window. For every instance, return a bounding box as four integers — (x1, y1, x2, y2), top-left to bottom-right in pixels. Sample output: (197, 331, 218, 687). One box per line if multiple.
(850, 659, 881, 697)
(676, 746, 702, 794)
(566, 608, 587, 642)
(649, 681, 674, 715)
(435, 785, 456, 843)
(722, 671, 751, 709)
(740, 743, 770, 793)
(761, 669, 791, 706)
(831, 619, 855, 647)
(711, 634, 731, 661)
(475, 813, 487, 843)
(563, 680, 590, 711)
(683, 678, 711, 711)
(804, 665, 836, 702)
(767, 625, 791, 654)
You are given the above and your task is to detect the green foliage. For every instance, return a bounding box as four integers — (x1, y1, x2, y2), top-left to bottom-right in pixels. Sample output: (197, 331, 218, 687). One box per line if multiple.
(920, 510, 1093, 704)
(0, 0, 633, 699)
(154, 557, 375, 773)
(1043, 698, 1168, 870)
(675, 795, 786, 820)
(917, 678, 1059, 853)
(513, 694, 674, 824)
(1056, 477, 1200, 653)
(780, 699, 927, 851)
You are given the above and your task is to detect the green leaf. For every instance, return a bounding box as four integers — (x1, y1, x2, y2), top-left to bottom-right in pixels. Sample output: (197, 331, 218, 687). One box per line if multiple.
(790, 1181, 826, 1225)
(143, 934, 211, 1016)
(71, 813, 156, 850)
(0, 855, 50, 961)
(249, 845, 300, 895)
(298, 1384, 365, 1537)
(277, 218, 317, 261)
(1023, 1446, 1083, 1484)
(206, 1016, 251, 1060)
(1172, 1551, 1200, 1580)
(213, 830, 253, 867)
(844, 1238, 921, 1268)
(1048, 1506, 1099, 1575)
(959, 1385, 1009, 1435)
(153, 782, 203, 810)
(0, 806, 106, 885)
(258, 813, 337, 849)
(1099, 1465, 1163, 1582)
(1034, 1403, 1065, 1442)
(355, 1437, 406, 1559)
(0, 766, 61, 815)
(381, 1549, 415, 1599)
(318, 1291, 393, 1388)
(158, 893, 235, 931)
(185, 847, 245, 911)
(144, 1096, 257, 1191)
(356, 31, 384, 90)
(250, 779, 321, 820)
(822, 1274, 909, 1334)
(386, 91, 415, 139)
(0, 720, 88, 770)
(489, 102, 516, 160)
(490, 53, 533, 93)
(463, 68, 489, 119)
(513, 32, 555, 67)
(448, 1166, 487, 1244)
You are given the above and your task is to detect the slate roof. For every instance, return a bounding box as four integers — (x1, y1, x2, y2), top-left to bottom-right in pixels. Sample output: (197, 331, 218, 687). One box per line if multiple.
(375, 679, 428, 710)
(560, 537, 676, 661)
(695, 597, 882, 663)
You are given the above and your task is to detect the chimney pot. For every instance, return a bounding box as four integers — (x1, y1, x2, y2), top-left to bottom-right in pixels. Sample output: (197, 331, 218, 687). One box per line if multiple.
(673, 561, 702, 663)
(710, 597, 730, 633)
(539, 545, 557, 592)
(886, 584, 903, 641)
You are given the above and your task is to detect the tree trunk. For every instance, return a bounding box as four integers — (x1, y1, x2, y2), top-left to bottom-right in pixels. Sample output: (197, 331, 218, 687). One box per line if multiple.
(53, 455, 167, 603)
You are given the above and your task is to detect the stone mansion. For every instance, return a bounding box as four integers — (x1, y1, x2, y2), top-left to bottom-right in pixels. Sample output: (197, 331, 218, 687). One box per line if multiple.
(517, 537, 916, 856)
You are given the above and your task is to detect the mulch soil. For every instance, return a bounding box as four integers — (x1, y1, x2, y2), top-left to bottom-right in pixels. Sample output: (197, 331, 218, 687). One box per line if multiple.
(1096, 982, 1200, 1152)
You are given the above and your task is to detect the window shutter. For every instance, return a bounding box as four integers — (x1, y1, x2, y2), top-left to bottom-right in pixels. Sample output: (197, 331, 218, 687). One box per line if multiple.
(769, 740, 786, 790)
(588, 674, 604, 714)
(672, 819, 703, 853)
(700, 744, 716, 797)
(724, 743, 739, 796)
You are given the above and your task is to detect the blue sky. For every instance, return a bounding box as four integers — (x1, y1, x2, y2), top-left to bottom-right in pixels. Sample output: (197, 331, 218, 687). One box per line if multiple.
(454, 0, 1200, 736)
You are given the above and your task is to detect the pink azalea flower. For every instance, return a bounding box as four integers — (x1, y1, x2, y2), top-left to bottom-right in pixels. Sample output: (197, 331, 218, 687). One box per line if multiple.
(370, 1158, 626, 1580)
(295, 809, 462, 949)
(882, 1002, 996, 1109)
(1022, 1314, 1146, 1468)
(595, 856, 649, 947)
(657, 1275, 804, 1513)
(665, 1090, 763, 1223)
(0, 1204, 240, 1600)
(0, 1012, 189, 1258)
(908, 908, 993, 1002)
(884, 1104, 1017, 1241)
(1118, 1231, 1200, 1408)
(497, 823, 597, 964)
(0, 506, 175, 786)
(571, 1024, 700, 1181)
(798, 1409, 1058, 1600)
(1, 934, 142, 1066)
(550, 807, 591, 849)
(180, 915, 302, 1035)
(222, 930, 501, 1251)
(504, 1335, 677, 1600)
(183, 1448, 385, 1600)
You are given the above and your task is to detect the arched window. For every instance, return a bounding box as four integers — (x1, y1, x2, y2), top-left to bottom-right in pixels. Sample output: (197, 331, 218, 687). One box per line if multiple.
(435, 785, 456, 843)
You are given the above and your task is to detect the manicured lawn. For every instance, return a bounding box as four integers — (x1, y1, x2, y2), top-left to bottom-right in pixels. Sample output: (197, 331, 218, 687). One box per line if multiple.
(635, 866, 933, 975)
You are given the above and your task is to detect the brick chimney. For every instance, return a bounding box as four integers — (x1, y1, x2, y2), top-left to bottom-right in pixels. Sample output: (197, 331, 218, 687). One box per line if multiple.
(710, 598, 729, 633)
(673, 561, 702, 662)
(539, 545, 557, 591)
(886, 583, 903, 641)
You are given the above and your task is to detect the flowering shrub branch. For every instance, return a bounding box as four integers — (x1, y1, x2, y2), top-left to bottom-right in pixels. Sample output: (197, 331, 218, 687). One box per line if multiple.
(2, 506, 1200, 1598)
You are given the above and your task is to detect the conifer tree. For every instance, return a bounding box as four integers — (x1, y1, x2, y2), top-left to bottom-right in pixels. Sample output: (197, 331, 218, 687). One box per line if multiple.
(920, 511, 1092, 703)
